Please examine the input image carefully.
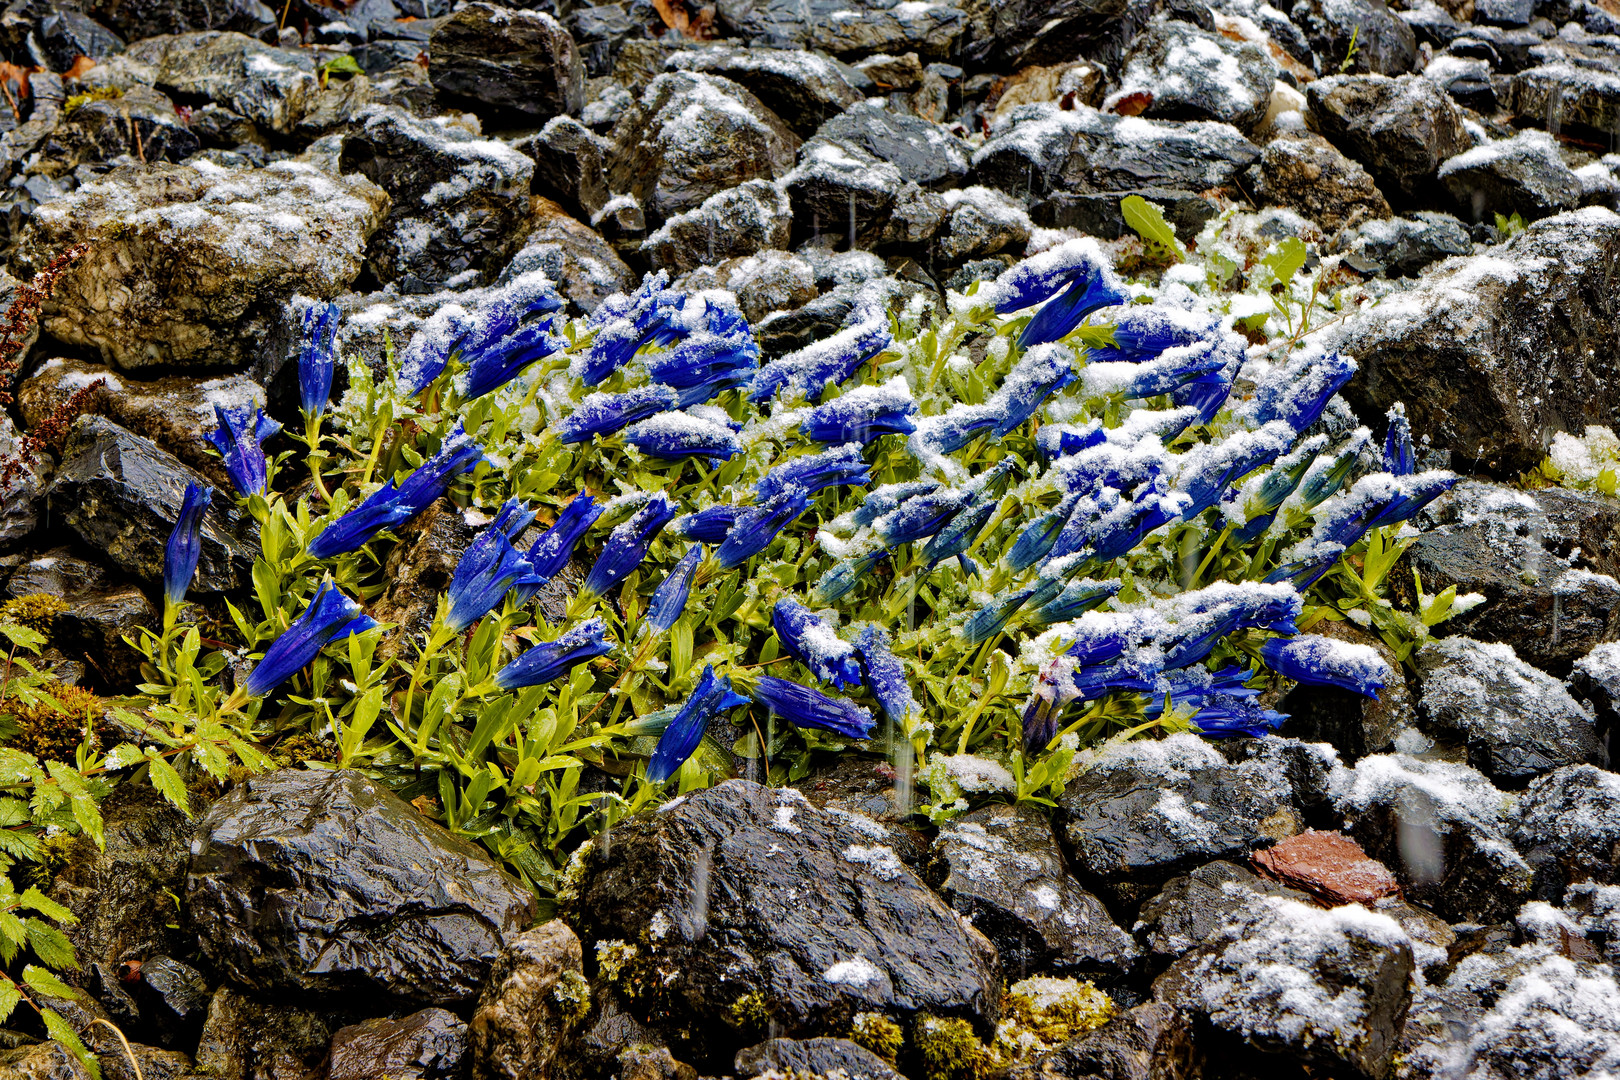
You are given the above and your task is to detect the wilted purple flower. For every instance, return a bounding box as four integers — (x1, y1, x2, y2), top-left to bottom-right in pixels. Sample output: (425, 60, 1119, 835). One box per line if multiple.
(854, 624, 917, 726)
(446, 500, 544, 631)
(298, 301, 340, 417)
(164, 482, 211, 605)
(494, 618, 613, 689)
(755, 443, 871, 501)
(646, 665, 749, 783)
(748, 320, 892, 404)
(306, 423, 486, 559)
(754, 676, 874, 739)
(800, 377, 917, 444)
(647, 545, 702, 633)
(1384, 403, 1414, 476)
(242, 582, 366, 698)
(715, 489, 809, 570)
(1020, 656, 1083, 754)
(526, 493, 603, 582)
(581, 494, 677, 599)
(1260, 634, 1389, 697)
(207, 404, 281, 497)
(624, 411, 743, 463)
(774, 598, 862, 690)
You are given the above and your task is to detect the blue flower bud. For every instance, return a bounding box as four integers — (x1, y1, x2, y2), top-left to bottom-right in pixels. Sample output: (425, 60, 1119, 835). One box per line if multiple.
(987, 343, 1074, 436)
(961, 586, 1037, 645)
(1035, 421, 1105, 461)
(755, 443, 871, 502)
(575, 273, 685, 386)
(298, 301, 340, 418)
(206, 404, 281, 497)
(674, 504, 744, 544)
(164, 482, 212, 606)
(854, 624, 918, 727)
(814, 550, 885, 604)
(1383, 403, 1414, 476)
(983, 240, 1127, 349)
(646, 664, 749, 782)
(462, 315, 563, 401)
(1084, 306, 1218, 364)
(715, 489, 809, 570)
(1029, 578, 1120, 626)
(624, 411, 744, 463)
(1006, 493, 1079, 571)
(748, 320, 892, 404)
(581, 494, 677, 599)
(647, 545, 702, 633)
(800, 377, 917, 444)
(555, 387, 682, 444)
(921, 461, 1013, 570)
(527, 493, 603, 582)
(1260, 634, 1389, 698)
(1243, 346, 1356, 432)
(446, 500, 545, 631)
(494, 617, 614, 689)
(242, 582, 367, 698)
(753, 675, 874, 739)
(773, 598, 862, 690)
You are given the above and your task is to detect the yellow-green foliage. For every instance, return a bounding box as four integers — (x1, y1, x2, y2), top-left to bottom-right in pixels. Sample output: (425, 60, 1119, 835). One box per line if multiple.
(999, 976, 1117, 1052)
(63, 86, 121, 113)
(0, 595, 67, 636)
(727, 990, 771, 1032)
(554, 968, 592, 1021)
(913, 1015, 988, 1080)
(595, 939, 639, 983)
(850, 1012, 904, 1062)
(273, 732, 335, 766)
(6, 681, 99, 763)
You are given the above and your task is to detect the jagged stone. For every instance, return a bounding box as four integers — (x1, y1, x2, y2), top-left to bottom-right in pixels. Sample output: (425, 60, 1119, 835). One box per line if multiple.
(428, 2, 584, 121)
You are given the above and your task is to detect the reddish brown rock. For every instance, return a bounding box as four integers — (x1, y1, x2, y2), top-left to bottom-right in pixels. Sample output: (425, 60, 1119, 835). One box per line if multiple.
(1252, 829, 1401, 906)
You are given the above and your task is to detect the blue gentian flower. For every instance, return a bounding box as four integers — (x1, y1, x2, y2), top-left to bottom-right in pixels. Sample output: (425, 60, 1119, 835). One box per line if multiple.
(815, 550, 885, 604)
(1064, 617, 1133, 667)
(922, 461, 1014, 572)
(306, 423, 486, 559)
(854, 624, 917, 727)
(1174, 421, 1296, 521)
(674, 504, 744, 544)
(463, 316, 563, 401)
(1084, 307, 1218, 365)
(1088, 484, 1185, 562)
(855, 481, 939, 526)
(1298, 434, 1367, 510)
(1260, 634, 1389, 697)
(1264, 543, 1346, 590)
(494, 617, 613, 689)
(647, 545, 702, 633)
(398, 305, 474, 397)
(242, 582, 367, 698)
(164, 482, 212, 606)
(753, 675, 874, 739)
(715, 490, 809, 570)
(748, 320, 892, 404)
(1030, 578, 1120, 626)
(1007, 493, 1079, 571)
(527, 493, 603, 581)
(1017, 263, 1129, 348)
(1080, 342, 1227, 402)
(446, 501, 544, 631)
(575, 273, 684, 386)
(773, 598, 862, 690)
(1035, 421, 1105, 461)
(1159, 584, 1303, 670)
(962, 585, 1037, 645)
(624, 412, 744, 463)
(298, 301, 340, 418)
(1315, 471, 1457, 550)
(1020, 656, 1083, 753)
(643, 299, 760, 406)
(756, 443, 871, 501)
(555, 387, 681, 444)
(1384, 403, 1414, 476)
(910, 405, 1000, 458)
(984, 239, 1127, 348)
(873, 483, 973, 548)
(207, 405, 281, 497)
(1244, 347, 1357, 432)
(581, 494, 677, 599)
(646, 664, 749, 783)
(800, 378, 917, 444)
(988, 343, 1075, 436)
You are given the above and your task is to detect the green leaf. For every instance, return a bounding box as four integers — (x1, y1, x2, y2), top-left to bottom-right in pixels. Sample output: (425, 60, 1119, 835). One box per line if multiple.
(147, 756, 192, 817)
(22, 964, 79, 1001)
(24, 920, 77, 971)
(1262, 237, 1308, 286)
(40, 1008, 102, 1080)
(0, 980, 19, 1024)
(320, 54, 363, 77)
(1119, 195, 1184, 261)
(18, 888, 74, 926)
(0, 623, 45, 653)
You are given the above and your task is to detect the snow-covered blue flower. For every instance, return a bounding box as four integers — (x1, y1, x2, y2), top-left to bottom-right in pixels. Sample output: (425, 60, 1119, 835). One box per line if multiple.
(983, 238, 1127, 348)
(647, 545, 702, 633)
(1006, 493, 1079, 571)
(755, 443, 871, 501)
(748, 320, 892, 404)
(462, 315, 563, 401)
(800, 377, 917, 444)
(298, 301, 340, 417)
(715, 490, 808, 570)
(624, 411, 743, 463)
(555, 387, 681, 444)
(646, 664, 749, 783)
(242, 582, 366, 698)
(854, 624, 917, 727)
(753, 676, 874, 739)
(1029, 578, 1120, 626)
(1243, 345, 1356, 432)
(642, 297, 760, 406)
(1035, 421, 1105, 461)
(581, 494, 677, 599)
(576, 273, 685, 386)
(207, 404, 281, 497)
(446, 500, 543, 631)
(164, 482, 211, 605)
(1084, 306, 1218, 365)
(774, 598, 862, 690)
(921, 461, 1013, 572)
(988, 344, 1075, 436)
(814, 551, 885, 604)
(494, 618, 614, 689)
(1384, 403, 1414, 476)
(674, 504, 743, 544)
(526, 493, 603, 582)
(1260, 634, 1389, 697)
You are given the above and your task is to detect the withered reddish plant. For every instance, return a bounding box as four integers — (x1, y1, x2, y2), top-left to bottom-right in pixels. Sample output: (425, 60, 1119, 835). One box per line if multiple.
(0, 242, 94, 489)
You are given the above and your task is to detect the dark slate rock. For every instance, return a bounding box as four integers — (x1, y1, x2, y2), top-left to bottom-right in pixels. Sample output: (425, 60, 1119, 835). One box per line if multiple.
(1278, 620, 1412, 761)
(736, 1038, 904, 1080)
(1439, 129, 1584, 222)
(1571, 642, 1620, 738)
(814, 100, 971, 190)
(339, 104, 533, 293)
(1391, 480, 1620, 677)
(1332, 207, 1620, 476)
(1112, 19, 1278, 133)
(714, 0, 965, 61)
(642, 179, 793, 273)
(428, 2, 584, 121)
(501, 197, 637, 316)
(1330, 752, 1533, 922)
(568, 3, 642, 78)
(38, 84, 200, 171)
(5, 550, 155, 691)
(1305, 73, 1472, 202)
(131, 955, 209, 1050)
(47, 415, 254, 594)
(1255, 130, 1392, 233)
(606, 70, 799, 222)
(96, 1039, 196, 1080)
(1135, 860, 1316, 968)
(468, 922, 586, 1080)
(517, 115, 613, 222)
(1478, 0, 1535, 24)
(1510, 61, 1620, 142)
(1330, 210, 1473, 276)
(187, 769, 538, 1006)
(194, 986, 332, 1079)
(667, 45, 868, 137)
(1153, 895, 1415, 1078)
(1427, 53, 1498, 111)
(1399, 0, 1465, 48)
(927, 803, 1139, 981)
(123, 31, 318, 138)
(1002, 1003, 1199, 1080)
(1052, 734, 1305, 909)
(1291, 0, 1418, 75)
(962, 0, 1139, 71)
(1513, 764, 1620, 902)
(30, 3, 125, 73)
(81, 0, 271, 43)
(567, 780, 1001, 1061)
(329, 1008, 468, 1080)
(784, 137, 947, 249)
(1413, 636, 1601, 786)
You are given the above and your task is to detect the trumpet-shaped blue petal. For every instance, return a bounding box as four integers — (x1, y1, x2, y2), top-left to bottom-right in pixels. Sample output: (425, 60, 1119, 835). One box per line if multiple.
(773, 598, 862, 690)
(206, 404, 281, 497)
(715, 489, 808, 570)
(646, 664, 749, 782)
(921, 461, 1014, 570)
(1260, 634, 1390, 697)
(754, 675, 874, 739)
(1006, 493, 1079, 571)
(855, 624, 918, 727)
(674, 504, 744, 544)
(463, 315, 564, 400)
(447, 501, 545, 631)
(1029, 578, 1120, 626)
(494, 618, 613, 689)
(164, 482, 212, 605)
(243, 582, 366, 698)
(1084, 306, 1219, 364)
(581, 494, 677, 599)
(755, 443, 871, 501)
(814, 550, 885, 604)
(1035, 421, 1105, 461)
(988, 343, 1075, 435)
(748, 320, 892, 404)
(575, 272, 685, 386)
(298, 301, 340, 417)
(1243, 345, 1357, 433)
(800, 377, 917, 444)
(555, 386, 681, 444)
(647, 545, 702, 632)
(527, 493, 603, 582)
(624, 412, 743, 462)
(1017, 263, 1129, 348)
(1384, 403, 1414, 476)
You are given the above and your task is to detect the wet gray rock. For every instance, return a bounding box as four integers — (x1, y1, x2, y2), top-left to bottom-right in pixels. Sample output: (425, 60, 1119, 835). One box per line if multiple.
(38, 84, 199, 172)
(80, 0, 271, 41)
(1053, 734, 1306, 909)
(1255, 130, 1393, 233)
(1425, 53, 1498, 111)
(1394, 481, 1620, 677)
(1001, 1003, 1200, 1080)
(568, 780, 1001, 1060)
(5, 549, 156, 690)
(815, 100, 969, 190)
(15, 0, 126, 73)
(428, 3, 584, 122)
(0, 414, 47, 547)
(48, 416, 255, 594)
(735, 1038, 903, 1080)
(132, 955, 210, 1049)
(936, 185, 1030, 260)
(1330, 210, 1473, 275)
(188, 769, 538, 1005)
(1153, 894, 1415, 1078)
(502, 197, 637, 315)
(1278, 620, 1412, 761)
(339, 105, 534, 293)
(1439, 128, 1584, 222)
(607, 71, 799, 222)
(667, 46, 867, 137)
(784, 137, 947, 248)
(0, 1041, 95, 1078)
(714, 0, 965, 60)
(1306, 73, 1472, 202)
(1113, 20, 1278, 133)
(962, 0, 1136, 70)
(97, 1040, 196, 1080)
(519, 116, 613, 222)
(1330, 753, 1533, 922)
(19, 358, 266, 488)
(1413, 636, 1601, 785)
(124, 31, 316, 136)
(194, 987, 332, 1080)
(1331, 207, 1620, 476)
(1292, 0, 1419, 74)
(16, 161, 386, 370)
(678, 250, 818, 324)
(642, 179, 792, 273)
(928, 803, 1139, 981)
(468, 921, 585, 1080)
(568, 3, 641, 78)
(1514, 764, 1620, 902)
(329, 1008, 468, 1080)
(1572, 641, 1620, 738)
(1509, 62, 1620, 143)
(1135, 860, 1317, 968)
